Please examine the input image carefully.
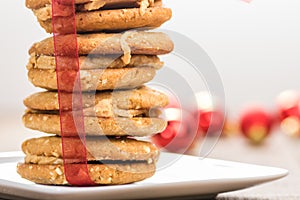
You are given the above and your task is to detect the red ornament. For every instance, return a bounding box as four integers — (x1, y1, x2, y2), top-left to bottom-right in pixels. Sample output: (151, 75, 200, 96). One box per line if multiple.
(239, 106, 273, 144)
(276, 90, 300, 120)
(280, 116, 300, 137)
(196, 110, 225, 136)
(276, 90, 300, 137)
(151, 98, 197, 153)
(194, 92, 225, 136)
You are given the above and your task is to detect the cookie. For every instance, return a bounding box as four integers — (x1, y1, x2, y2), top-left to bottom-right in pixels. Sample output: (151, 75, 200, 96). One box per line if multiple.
(29, 32, 174, 56)
(26, 0, 157, 10)
(31, 0, 162, 21)
(36, 7, 171, 33)
(23, 113, 167, 136)
(17, 162, 155, 185)
(23, 155, 153, 165)
(26, 0, 91, 9)
(24, 86, 169, 113)
(24, 154, 156, 165)
(22, 136, 159, 162)
(75, 0, 162, 13)
(28, 67, 156, 91)
(27, 54, 163, 70)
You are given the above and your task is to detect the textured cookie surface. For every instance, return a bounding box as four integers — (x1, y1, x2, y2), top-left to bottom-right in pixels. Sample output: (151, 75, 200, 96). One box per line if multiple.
(22, 136, 159, 162)
(23, 113, 167, 136)
(28, 67, 156, 91)
(29, 32, 174, 56)
(24, 155, 154, 165)
(26, 0, 157, 10)
(37, 7, 171, 33)
(17, 162, 155, 185)
(31, 0, 162, 20)
(27, 55, 163, 70)
(24, 86, 168, 113)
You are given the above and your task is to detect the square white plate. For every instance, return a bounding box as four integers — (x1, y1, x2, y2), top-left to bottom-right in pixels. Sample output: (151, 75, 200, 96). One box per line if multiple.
(0, 151, 287, 200)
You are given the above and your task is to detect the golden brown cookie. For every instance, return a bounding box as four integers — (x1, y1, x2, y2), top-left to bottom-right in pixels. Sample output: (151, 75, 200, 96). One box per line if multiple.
(36, 7, 171, 33)
(29, 32, 174, 56)
(24, 86, 169, 113)
(75, 0, 162, 12)
(24, 154, 157, 165)
(17, 162, 155, 185)
(28, 67, 156, 91)
(23, 155, 149, 165)
(26, 0, 157, 10)
(23, 113, 167, 136)
(22, 136, 159, 162)
(26, 0, 90, 9)
(24, 154, 156, 165)
(27, 54, 163, 70)
(31, 0, 162, 21)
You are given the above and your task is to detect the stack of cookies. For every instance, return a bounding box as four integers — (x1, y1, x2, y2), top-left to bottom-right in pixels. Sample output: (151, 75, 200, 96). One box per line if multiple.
(17, 0, 173, 185)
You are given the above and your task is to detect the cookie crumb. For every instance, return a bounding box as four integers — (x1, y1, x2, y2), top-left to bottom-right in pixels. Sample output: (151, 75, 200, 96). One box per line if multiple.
(43, 116, 48, 121)
(107, 177, 112, 183)
(147, 158, 153, 164)
(55, 167, 63, 176)
(51, 152, 59, 157)
(102, 79, 108, 85)
(143, 146, 151, 153)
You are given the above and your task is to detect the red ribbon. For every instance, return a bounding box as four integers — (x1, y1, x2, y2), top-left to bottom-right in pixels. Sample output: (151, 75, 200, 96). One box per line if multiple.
(51, 0, 95, 185)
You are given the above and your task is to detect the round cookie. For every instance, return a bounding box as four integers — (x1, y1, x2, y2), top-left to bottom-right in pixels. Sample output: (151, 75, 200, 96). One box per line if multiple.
(24, 155, 155, 165)
(22, 136, 159, 162)
(26, 0, 157, 10)
(23, 86, 169, 113)
(28, 67, 156, 91)
(75, 0, 162, 12)
(26, 0, 93, 9)
(29, 32, 174, 56)
(37, 7, 171, 33)
(23, 113, 167, 136)
(27, 55, 163, 70)
(31, 0, 162, 21)
(17, 162, 155, 185)
(24, 154, 156, 165)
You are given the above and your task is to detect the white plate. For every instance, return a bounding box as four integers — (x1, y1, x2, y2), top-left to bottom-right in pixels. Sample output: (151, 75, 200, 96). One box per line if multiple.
(0, 151, 287, 200)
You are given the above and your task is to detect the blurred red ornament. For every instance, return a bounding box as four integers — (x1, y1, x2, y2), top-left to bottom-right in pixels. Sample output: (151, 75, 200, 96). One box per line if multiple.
(194, 92, 225, 137)
(151, 97, 197, 153)
(276, 90, 300, 120)
(276, 90, 300, 137)
(197, 110, 225, 136)
(239, 106, 273, 144)
(280, 116, 300, 137)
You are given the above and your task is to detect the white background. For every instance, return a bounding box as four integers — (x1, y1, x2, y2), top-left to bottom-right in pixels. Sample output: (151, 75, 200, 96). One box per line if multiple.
(0, 0, 300, 150)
